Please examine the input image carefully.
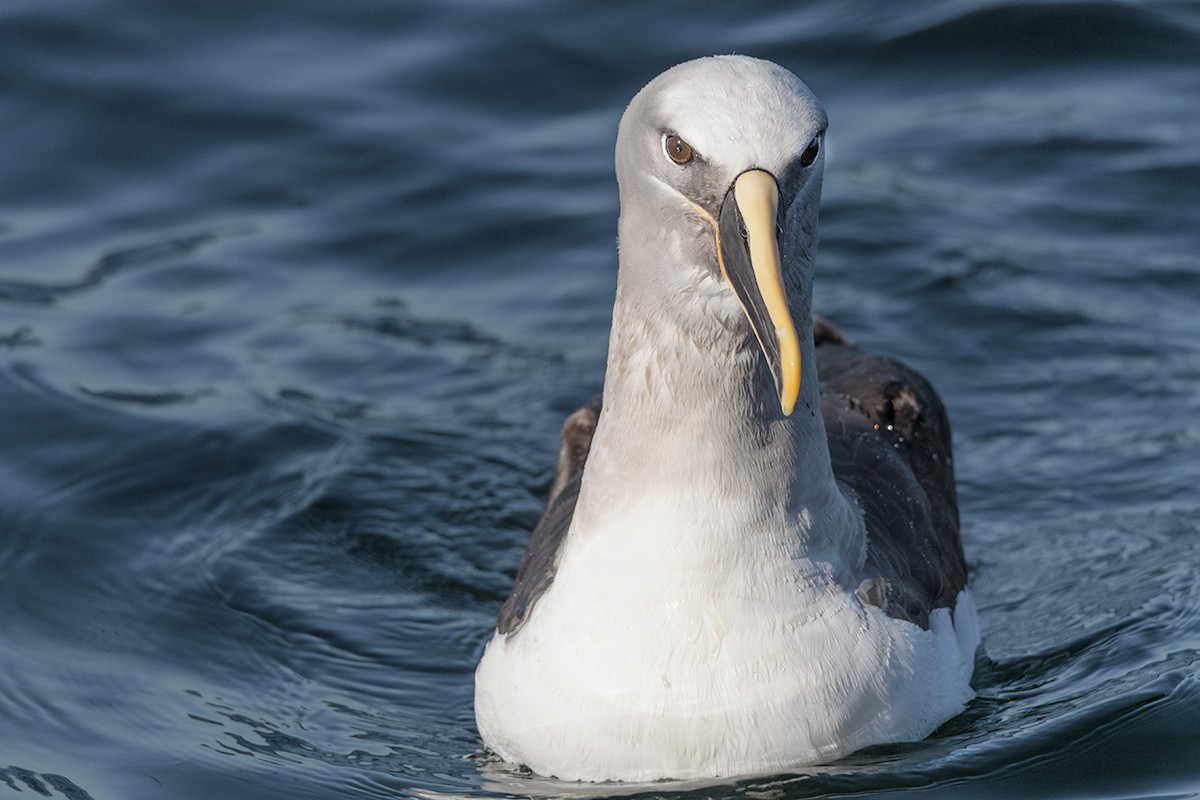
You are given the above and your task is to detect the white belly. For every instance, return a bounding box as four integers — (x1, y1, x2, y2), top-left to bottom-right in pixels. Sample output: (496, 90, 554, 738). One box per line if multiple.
(475, 541, 980, 782)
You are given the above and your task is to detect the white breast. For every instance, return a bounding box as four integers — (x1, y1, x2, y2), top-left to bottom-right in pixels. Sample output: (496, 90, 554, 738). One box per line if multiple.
(475, 500, 980, 782)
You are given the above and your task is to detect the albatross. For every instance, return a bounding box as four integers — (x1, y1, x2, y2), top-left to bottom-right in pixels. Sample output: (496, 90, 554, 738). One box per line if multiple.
(474, 55, 980, 782)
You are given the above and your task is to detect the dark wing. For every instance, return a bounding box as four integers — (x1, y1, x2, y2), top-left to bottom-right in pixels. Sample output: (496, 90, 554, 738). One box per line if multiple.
(496, 397, 601, 635)
(815, 318, 968, 629)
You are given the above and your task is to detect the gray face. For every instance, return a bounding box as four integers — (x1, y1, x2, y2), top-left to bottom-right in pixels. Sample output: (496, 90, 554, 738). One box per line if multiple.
(616, 55, 827, 222)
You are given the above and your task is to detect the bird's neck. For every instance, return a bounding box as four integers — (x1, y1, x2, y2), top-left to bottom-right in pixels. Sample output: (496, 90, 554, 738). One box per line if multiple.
(571, 282, 864, 583)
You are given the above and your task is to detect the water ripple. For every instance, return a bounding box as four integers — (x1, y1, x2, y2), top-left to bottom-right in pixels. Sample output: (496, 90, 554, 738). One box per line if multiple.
(0, 226, 251, 306)
(880, 2, 1200, 66)
(0, 768, 93, 800)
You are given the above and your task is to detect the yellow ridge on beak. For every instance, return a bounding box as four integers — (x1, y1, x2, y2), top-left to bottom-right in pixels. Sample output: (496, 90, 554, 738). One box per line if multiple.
(732, 170, 800, 415)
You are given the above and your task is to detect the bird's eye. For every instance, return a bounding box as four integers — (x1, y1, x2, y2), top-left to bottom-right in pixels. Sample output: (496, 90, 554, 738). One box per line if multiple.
(664, 134, 694, 165)
(800, 136, 821, 167)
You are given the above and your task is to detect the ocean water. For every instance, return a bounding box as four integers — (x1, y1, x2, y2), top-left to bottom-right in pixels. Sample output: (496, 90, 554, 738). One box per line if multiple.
(2, 1, 1199, 798)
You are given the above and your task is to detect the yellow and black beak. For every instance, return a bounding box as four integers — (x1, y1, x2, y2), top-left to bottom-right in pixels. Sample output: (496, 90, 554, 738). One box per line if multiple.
(716, 169, 801, 416)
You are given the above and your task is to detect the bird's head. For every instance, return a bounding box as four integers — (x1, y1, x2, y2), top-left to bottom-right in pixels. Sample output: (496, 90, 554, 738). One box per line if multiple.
(614, 55, 827, 416)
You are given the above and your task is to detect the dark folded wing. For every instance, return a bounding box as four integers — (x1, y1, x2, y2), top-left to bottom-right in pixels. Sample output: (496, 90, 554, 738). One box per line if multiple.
(496, 397, 601, 635)
(815, 321, 968, 628)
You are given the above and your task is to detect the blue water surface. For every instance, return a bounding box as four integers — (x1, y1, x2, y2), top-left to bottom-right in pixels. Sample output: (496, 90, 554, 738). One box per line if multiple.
(2, 1, 1199, 798)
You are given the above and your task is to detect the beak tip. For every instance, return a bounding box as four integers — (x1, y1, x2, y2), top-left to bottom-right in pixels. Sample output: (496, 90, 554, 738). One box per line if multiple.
(778, 344, 802, 418)
(779, 381, 799, 417)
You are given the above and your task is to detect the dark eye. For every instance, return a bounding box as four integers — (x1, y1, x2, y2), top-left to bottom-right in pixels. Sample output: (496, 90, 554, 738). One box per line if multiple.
(664, 134, 693, 165)
(799, 136, 821, 167)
